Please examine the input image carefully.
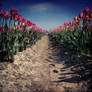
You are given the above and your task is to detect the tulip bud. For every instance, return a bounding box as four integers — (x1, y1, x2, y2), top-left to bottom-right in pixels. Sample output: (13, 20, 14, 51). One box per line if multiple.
(83, 8, 90, 13)
(22, 22, 26, 26)
(83, 8, 91, 15)
(0, 10, 4, 16)
(4, 11, 9, 19)
(79, 13, 83, 18)
(85, 16, 89, 21)
(74, 16, 78, 21)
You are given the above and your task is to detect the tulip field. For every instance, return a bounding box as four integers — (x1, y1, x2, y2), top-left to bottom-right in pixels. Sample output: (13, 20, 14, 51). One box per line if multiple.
(0, 8, 46, 62)
(0, 7, 92, 62)
(50, 8, 92, 55)
(0, 4, 92, 92)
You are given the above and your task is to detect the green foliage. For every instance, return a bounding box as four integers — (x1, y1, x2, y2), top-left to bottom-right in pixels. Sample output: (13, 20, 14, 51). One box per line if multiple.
(0, 30, 45, 62)
(50, 29, 92, 54)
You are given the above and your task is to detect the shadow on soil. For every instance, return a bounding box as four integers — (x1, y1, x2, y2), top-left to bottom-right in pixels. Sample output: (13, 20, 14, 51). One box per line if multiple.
(49, 35, 92, 92)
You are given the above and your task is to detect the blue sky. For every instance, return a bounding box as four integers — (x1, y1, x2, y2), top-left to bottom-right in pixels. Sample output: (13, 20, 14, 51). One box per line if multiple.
(1, 0, 92, 31)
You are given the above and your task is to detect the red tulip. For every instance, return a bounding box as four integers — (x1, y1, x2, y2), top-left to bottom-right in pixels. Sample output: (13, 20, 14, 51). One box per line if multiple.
(74, 16, 78, 21)
(22, 18, 26, 23)
(10, 8, 18, 16)
(14, 14, 20, 21)
(0, 10, 4, 16)
(26, 20, 32, 26)
(83, 8, 90, 13)
(79, 13, 83, 18)
(85, 16, 90, 21)
(3, 11, 9, 19)
(83, 15, 89, 21)
(69, 21, 74, 26)
(83, 8, 91, 15)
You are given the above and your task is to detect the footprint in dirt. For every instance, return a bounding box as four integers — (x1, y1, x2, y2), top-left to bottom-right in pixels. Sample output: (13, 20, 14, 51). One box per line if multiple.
(53, 70, 59, 73)
(49, 64, 55, 67)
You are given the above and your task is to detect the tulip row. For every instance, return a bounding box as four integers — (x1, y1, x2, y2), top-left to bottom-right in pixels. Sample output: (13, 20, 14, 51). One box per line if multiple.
(0, 30, 45, 62)
(0, 8, 46, 32)
(50, 8, 92, 54)
(50, 8, 92, 32)
(0, 8, 46, 62)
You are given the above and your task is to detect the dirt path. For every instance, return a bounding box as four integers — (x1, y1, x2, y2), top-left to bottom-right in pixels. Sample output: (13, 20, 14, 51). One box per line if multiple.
(0, 36, 89, 92)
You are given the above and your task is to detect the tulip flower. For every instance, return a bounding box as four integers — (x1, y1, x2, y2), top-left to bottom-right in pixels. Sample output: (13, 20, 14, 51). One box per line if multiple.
(74, 16, 78, 21)
(83, 8, 91, 15)
(79, 13, 83, 18)
(14, 14, 20, 21)
(10, 8, 18, 16)
(85, 16, 90, 21)
(3, 11, 9, 26)
(3, 11, 9, 19)
(0, 10, 4, 16)
(26, 20, 32, 26)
